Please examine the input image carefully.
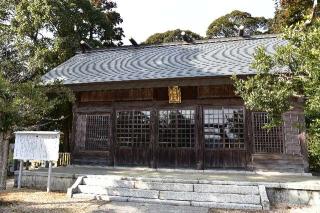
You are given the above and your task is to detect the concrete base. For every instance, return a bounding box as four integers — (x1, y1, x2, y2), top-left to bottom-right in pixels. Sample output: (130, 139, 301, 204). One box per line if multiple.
(14, 171, 76, 191)
(14, 166, 320, 210)
(267, 188, 320, 206)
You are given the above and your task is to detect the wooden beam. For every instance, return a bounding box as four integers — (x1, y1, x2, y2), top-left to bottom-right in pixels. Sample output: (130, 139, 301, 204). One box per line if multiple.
(66, 76, 239, 92)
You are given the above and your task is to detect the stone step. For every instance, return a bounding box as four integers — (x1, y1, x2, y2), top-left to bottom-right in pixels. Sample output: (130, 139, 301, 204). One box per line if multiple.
(191, 201, 262, 210)
(83, 177, 259, 194)
(70, 175, 268, 210)
(252, 154, 303, 160)
(83, 178, 135, 188)
(159, 191, 261, 204)
(78, 185, 260, 205)
(78, 185, 159, 199)
(252, 164, 305, 173)
(72, 193, 128, 202)
(72, 193, 262, 210)
(193, 184, 259, 195)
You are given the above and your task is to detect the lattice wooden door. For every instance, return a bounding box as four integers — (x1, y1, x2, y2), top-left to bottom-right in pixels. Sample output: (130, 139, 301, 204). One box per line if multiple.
(252, 112, 284, 153)
(115, 110, 152, 166)
(84, 114, 111, 151)
(203, 107, 247, 168)
(157, 109, 196, 168)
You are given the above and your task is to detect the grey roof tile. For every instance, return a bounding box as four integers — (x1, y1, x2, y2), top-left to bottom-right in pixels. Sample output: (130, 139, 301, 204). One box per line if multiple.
(42, 35, 286, 85)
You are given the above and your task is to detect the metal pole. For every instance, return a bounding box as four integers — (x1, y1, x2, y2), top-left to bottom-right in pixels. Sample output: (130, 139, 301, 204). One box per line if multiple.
(47, 161, 52, 193)
(17, 160, 23, 189)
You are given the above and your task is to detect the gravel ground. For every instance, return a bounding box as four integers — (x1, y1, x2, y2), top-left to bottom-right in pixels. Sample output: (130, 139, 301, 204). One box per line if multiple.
(0, 179, 208, 213)
(1, 179, 319, 213)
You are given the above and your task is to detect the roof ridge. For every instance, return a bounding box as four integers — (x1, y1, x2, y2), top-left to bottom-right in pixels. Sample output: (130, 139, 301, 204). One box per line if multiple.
(77, 34, 280, 55)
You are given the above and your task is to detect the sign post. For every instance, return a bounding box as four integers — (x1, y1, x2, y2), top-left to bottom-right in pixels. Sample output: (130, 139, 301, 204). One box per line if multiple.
(47, 161, 52, 192)
(13, 131, 60, 192)
(17, 160, 23, 189)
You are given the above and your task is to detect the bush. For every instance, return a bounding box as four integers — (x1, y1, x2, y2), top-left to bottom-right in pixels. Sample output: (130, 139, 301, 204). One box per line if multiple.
(308, 119, 320, 172)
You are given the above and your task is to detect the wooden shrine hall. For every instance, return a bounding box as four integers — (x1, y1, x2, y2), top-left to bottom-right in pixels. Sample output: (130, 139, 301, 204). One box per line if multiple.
(43, 35, 308, 172)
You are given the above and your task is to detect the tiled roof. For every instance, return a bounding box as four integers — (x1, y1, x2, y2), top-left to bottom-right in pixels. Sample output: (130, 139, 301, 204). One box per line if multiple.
(42, 35, 285, 85)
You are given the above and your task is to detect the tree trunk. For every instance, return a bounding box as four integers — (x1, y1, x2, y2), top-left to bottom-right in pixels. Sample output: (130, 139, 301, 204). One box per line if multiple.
(0, 131, 11, 191)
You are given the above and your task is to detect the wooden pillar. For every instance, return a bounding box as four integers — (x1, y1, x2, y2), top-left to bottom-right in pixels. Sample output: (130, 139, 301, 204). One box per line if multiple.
(196, 106, 204, 170)
(150, 109, 156, 168)
(245, 109, 253, 169)
(111, 107, 116, 167)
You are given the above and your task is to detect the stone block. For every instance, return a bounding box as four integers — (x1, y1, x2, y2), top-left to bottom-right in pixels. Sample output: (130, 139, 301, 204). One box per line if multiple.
(198, 180, 256, 186)
(83, 178, 134, 188)
(134, 181, 193, 192)
(78, 185, 107, 194)
(128, 197, 191, 206)
(159, 191, 261, 204)
(191, 201, 262, 210)
(67, 176, 84, 197)
(258, 185, 270, 210)
(194, 184, 259, 195)
(107, 188, 159, 199)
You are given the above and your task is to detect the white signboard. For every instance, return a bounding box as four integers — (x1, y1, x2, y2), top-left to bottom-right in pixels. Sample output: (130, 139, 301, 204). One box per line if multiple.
(13, 131, 60, 161)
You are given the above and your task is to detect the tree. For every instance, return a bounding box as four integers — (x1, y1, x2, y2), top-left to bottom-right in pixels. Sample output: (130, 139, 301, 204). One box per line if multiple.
(12, 0, 124, 76)
(206, 10, 270, 38)
(144, 29, 202, 45)
(232, 5, 320, 169)
(272, 0, 318, 32)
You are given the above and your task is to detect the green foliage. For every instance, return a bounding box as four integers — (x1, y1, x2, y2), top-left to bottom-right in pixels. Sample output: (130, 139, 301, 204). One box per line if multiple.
(144, 29, 202, 45)
(206, 10, 270, 38)
(233, 18, 320, 123)
(233, 17, 320, 170)
(12, 0, 124, 75)
(0, 74, 74, 132)
(307, 118, 320, 171)
(272, 0, 318, 32)
(0, 0, 123, 131)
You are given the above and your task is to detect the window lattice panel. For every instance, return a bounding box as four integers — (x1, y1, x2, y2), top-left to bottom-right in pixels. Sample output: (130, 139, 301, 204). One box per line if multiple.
(252, 112, 284, 153)
(85, 114, 110, 151)
(158, 109, 195, 148)
(204, 107, 245, 149)
(116, 111, 151, 147)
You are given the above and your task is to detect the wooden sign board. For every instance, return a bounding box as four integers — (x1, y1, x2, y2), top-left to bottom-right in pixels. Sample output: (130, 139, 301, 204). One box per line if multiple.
(14, 131, 60, 161)
(13, 131, 60, 192)
(168, 86, 181, 104)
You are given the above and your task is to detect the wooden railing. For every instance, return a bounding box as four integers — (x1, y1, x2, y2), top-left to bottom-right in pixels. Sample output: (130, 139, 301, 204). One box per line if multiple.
(57, 152, 71, 166)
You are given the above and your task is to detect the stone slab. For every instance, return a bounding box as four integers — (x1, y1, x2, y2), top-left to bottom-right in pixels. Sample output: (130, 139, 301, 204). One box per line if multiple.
(135, 181, 193, 192)
(124, 177, 198, 184)
(194, 184, 259, 195)
(159, 191, 261, 204)
(198, 180, 258, 186)
(83, 178, 135, 188)
(258, 185, 270, 210)
(191, 201, 262, 210)
(128, 197, 191, 206)
(107, 188, 159, 199)
(78, 185, 159, 199)
(78, 185, 108, 194)
(67, 176, 84, 197)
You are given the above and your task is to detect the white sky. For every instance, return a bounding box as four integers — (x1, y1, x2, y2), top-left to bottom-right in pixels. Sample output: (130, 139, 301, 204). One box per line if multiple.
(116, 0, 276, 44)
